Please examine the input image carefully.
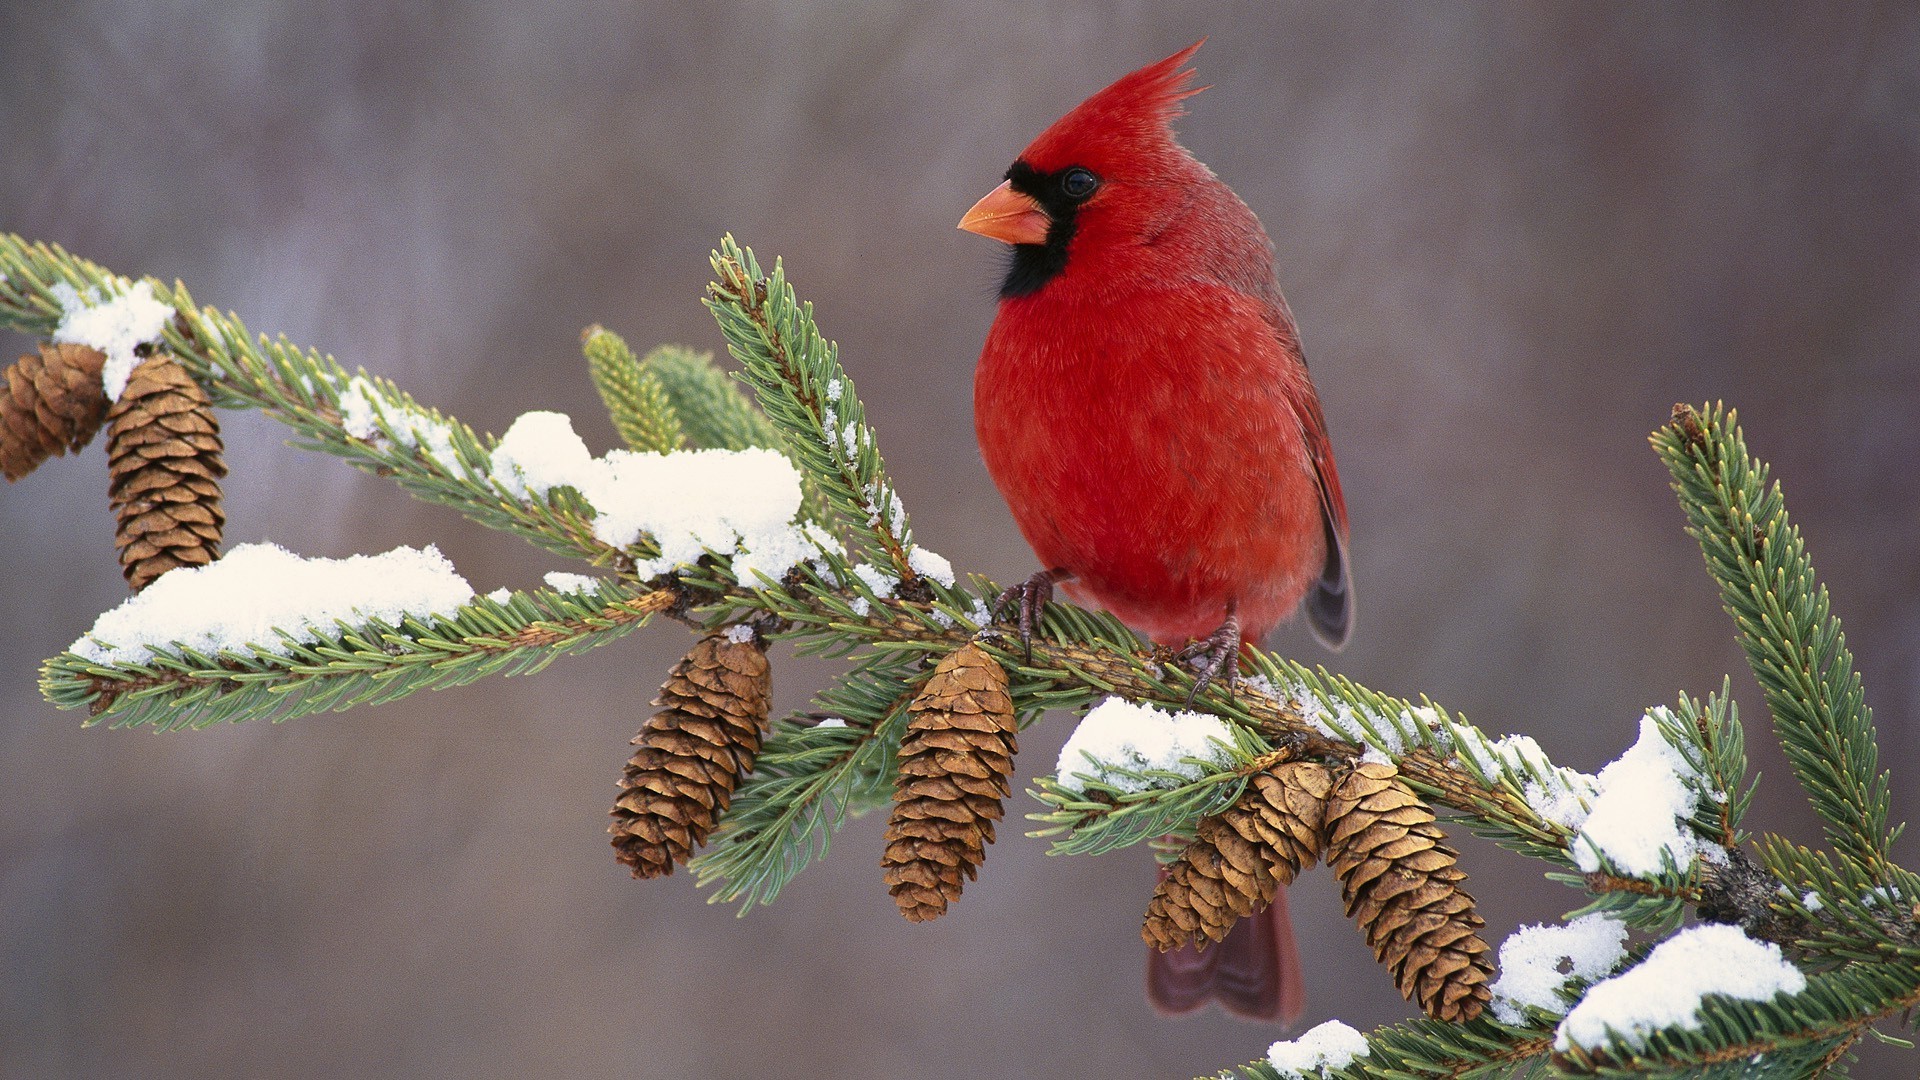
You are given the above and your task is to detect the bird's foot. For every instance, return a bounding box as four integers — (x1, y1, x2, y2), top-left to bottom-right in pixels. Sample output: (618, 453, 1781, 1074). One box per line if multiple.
(1177, 612, 1242, 707)
(992, 568, 1068, 661)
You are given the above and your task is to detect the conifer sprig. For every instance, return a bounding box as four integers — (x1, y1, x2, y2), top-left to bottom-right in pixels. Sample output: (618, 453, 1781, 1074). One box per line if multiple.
(704, 236, 919, 585)
(0, 235, 620, 565)
(584, 325, 683, 454)
(42, 584, 673, 730)
(1653, 404, 1895, 872)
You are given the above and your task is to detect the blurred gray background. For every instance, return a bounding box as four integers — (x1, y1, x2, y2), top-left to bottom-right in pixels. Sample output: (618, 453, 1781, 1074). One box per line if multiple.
(3, 3, 1918, 1078)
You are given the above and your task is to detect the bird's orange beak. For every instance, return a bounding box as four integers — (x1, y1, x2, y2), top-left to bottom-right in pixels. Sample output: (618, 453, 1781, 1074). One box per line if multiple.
(958, 181, 1050, 246)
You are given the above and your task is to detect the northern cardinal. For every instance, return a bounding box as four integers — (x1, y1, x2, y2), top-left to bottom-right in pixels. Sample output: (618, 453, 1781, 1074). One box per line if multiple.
(959, 43, 1351, 1023)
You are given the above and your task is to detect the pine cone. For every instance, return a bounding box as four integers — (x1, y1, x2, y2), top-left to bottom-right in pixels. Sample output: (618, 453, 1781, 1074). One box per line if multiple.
(610, 631, 772, 878)
(105, 354, 225, 590)
(1324, 761, 1494, 1022)
(882, 641, 1017, 922)
(2, 343, 109, 481)
(1144, 760, 1334, 950)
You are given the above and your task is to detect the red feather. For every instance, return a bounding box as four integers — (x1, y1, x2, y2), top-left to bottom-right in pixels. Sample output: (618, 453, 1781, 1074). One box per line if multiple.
(967, 42, 1353, 1021)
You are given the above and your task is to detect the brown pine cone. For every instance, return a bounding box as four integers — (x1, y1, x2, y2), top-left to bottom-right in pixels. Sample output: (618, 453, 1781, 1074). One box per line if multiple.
(882, 641, 1017, 922)
(610, 630, 772, 878)
(1325, 761, 1494, 1022)
(2, 343, 109, 481)
(1144, 760, 1334, 950)
(105, 354, 225, 590)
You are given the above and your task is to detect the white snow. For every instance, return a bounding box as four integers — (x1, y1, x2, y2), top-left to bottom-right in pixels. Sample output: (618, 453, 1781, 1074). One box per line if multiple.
(1054, 697, 1235, 793)
(1292, 680, 1368, 744)
(51, 279, 176, 401)
(486, 411, 810, 583)
(906, 545, 955, 587)
(724, 623, 758, 644)
(337, 376, 381, 441)
(815, 716, 847, 729)
(543, 572, 600, 594)
(70, 543, 474, 665)
(488, 411, 597, 499)
(966, 598, 992, 627)
(593, 446, 803, 567)
(333, 373, 471, 476)
(1267, 1020, 1370, 1077)
(1489, 913, 1629, 1023)
(1290, 682, 1430, 761)
(1447, 724, 1602, 830)
(851, 562, 898, 598)
(1572, 712, 1704, 876)
(485, 587, 513, 604)
(1556, 924, 1806, 1052)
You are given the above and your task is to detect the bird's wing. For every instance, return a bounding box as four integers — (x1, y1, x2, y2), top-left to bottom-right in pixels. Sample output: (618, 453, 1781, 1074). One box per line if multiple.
(1290, 380, 1353, 649)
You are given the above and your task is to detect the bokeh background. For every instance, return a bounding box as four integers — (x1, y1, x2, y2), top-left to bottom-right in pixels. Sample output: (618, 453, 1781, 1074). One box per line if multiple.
(4, 3, 1918, 1077)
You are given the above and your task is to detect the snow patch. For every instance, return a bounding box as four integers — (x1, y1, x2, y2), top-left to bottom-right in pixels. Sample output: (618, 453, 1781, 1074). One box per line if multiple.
(851, 562, 898, 598)
(487, 411, 809, 582)
(70, 543, 473, 665)
(1556, 924, 1805, 1052)
(51, 279, 175, 401)
(543, 572, 600, 594)
(1267, 1020, 1370, 1077)
(906, 545, 955, 587)
(1054, 697, 1234, 793)
(1489, 913, 1629, 1023)
(1572, 712, 1704, 876)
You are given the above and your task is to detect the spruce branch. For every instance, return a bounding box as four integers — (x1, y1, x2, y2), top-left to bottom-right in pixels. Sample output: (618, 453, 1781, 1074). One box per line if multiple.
(0, 235, 621, 567)
(690, 655, 926, 912)
(43, 584, 674, 730)
(1221, 1015, 1556, 1080)
(704, 236, 920, 585)
(636, 340, 782, 454)
(1653, 403, 1897, 872)
(583, 324, 683, 454)
(1549, 961, 1920, 1078)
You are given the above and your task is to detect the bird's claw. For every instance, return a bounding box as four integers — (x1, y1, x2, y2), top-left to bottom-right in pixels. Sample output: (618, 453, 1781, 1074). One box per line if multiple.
(992, 568, 1064, 662)
(1177, 613, 1242, 707)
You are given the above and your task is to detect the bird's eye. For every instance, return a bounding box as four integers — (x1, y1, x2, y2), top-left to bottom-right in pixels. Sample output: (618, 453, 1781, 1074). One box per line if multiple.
(1060, 167, 1099, 200)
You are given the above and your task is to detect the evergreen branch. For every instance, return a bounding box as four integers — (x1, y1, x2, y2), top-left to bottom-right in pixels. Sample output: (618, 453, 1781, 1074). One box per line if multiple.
(583, 324, 684, 453)
(0, 234, 624, 567)
(638, 341, 782, 453)
(691, 552, 1609, 872)
(704, 235, 919, 583)
(1755, 834, 1920, 962)
(1029, 728, 1280, 858)
(1653, 403, 1897, 871)
(1685, 681, 1757, 846)
(1028, 769, 1249, 859)
(690, 657, 926, 912)
(1551, 961, 1920, 1078)
(41, 585, 674, 730)
(1219, 1017, 1556, 1080)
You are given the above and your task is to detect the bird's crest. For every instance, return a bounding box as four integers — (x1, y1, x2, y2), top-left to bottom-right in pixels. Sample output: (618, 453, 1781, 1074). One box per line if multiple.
(1019, 41, 1208, 173)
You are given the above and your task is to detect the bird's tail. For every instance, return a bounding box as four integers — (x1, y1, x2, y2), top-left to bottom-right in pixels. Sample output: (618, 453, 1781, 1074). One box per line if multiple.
(1145, 886, 1305, 1024)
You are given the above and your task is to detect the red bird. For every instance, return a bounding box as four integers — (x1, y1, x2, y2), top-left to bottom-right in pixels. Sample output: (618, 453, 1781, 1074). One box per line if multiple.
(960, 43, 1351, 1023)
